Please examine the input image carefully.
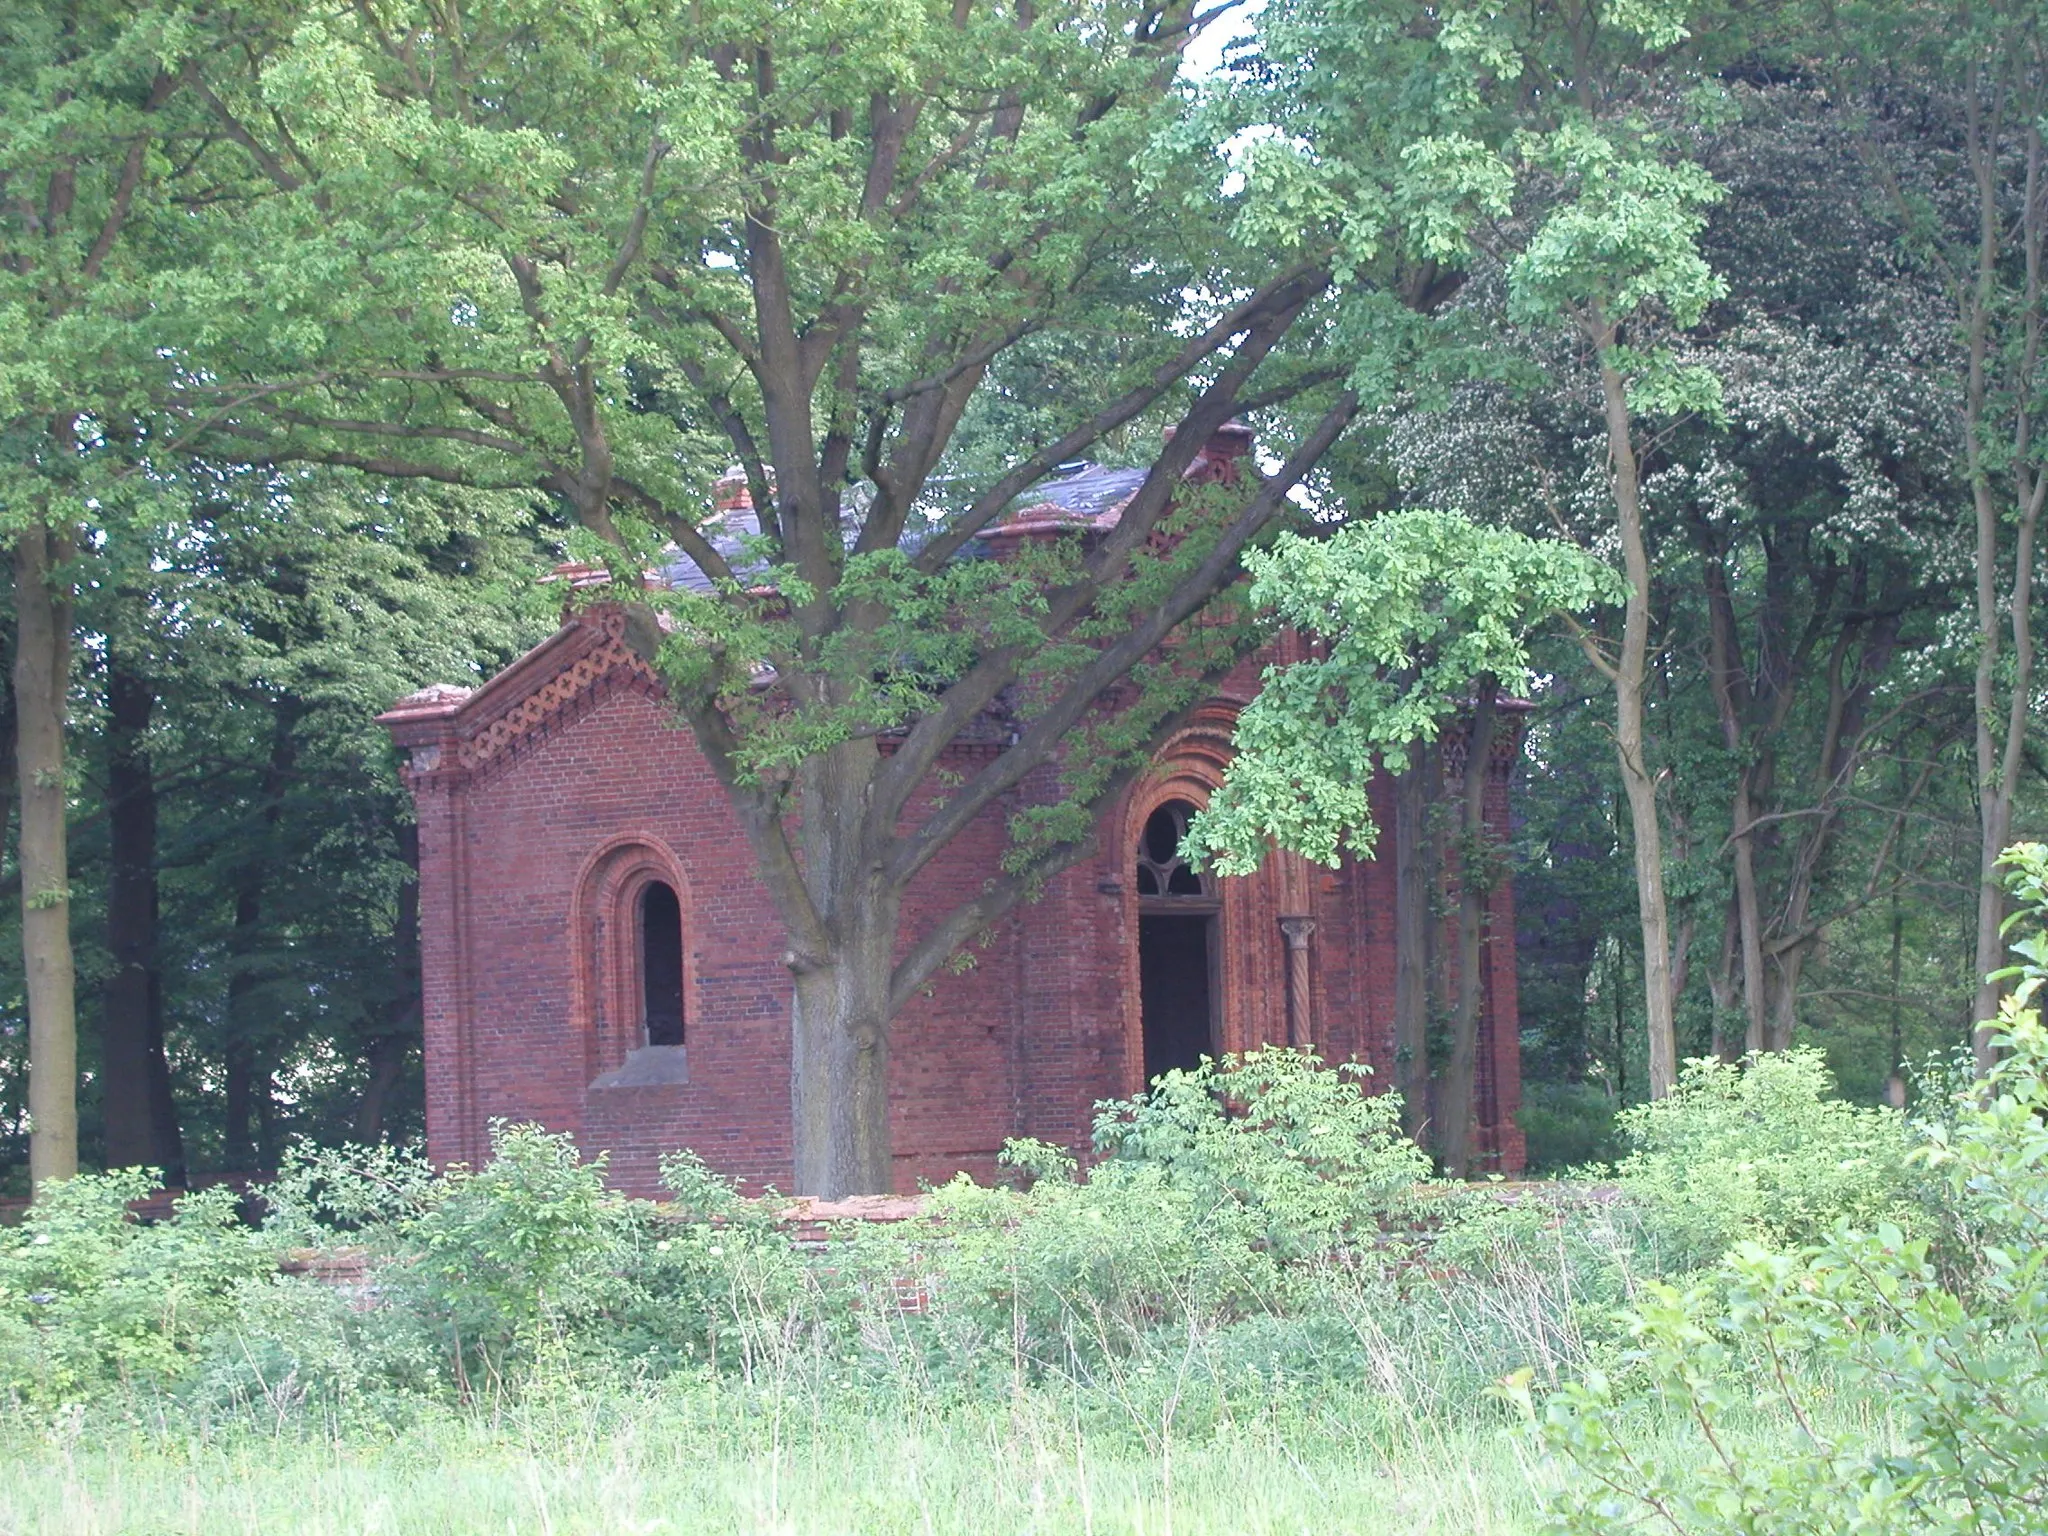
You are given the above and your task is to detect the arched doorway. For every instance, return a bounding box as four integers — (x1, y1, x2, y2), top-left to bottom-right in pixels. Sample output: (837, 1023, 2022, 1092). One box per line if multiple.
(1135, 800, 1219, 1080)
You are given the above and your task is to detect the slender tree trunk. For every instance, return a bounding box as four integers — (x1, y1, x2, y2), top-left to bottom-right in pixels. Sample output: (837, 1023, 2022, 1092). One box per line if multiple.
(0, 621, 15, 1142)
(1728, 774, 1769, 1054)
(1565, 49, 1670, 1103)
(1764, 605, 1903, 1053)
(1888, 877, 1906, 1106)
(1965, 114, 2044, 1073)
(100, 643, 182, 1177)
(1440, 681, 1497, 1179)
(1709, 893, 1742, 1062)
(1392, 749, 1433, 1144)
(15, 522, 77, 1191)
(1591, 327, 1679, 1097)
(1610, 936, 1628, 1102)
(1966, 454, 2022, 1062)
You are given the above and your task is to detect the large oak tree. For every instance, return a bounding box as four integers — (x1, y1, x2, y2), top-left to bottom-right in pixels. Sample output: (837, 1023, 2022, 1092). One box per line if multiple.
(160, 0, 1552, 1195)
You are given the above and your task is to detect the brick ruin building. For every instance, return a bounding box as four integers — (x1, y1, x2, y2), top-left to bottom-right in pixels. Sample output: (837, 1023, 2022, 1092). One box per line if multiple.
(381, 427, 1528, 1195)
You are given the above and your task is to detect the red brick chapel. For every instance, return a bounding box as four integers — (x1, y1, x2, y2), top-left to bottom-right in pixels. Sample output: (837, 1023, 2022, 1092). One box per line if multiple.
(380, 428, 1529, 1195)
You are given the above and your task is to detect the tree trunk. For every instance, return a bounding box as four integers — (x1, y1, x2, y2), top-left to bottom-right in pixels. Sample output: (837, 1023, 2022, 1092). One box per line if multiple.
(1764, 946, 1807, 1055)
(353, 1035, 410, 1145)
(221, 1033, 259, 1171)
(1667, 907, 1694, 1035)
(1392, 749, 1433, 1145)
(1609, 934, 1628, 1102)
(790, 919, 897, 1198)
(780, 736, 901, 1198)
(1708, 892, 1742, 1062)
(15, 522, 78, 1192)
(1699, 548, 1771, 1057)
(99, 643, 183, 1178)
(1964, 115, 2044, 1073)
(1888, 878, 1906, 1106)
(0, 616, 16, 1132)
(1440, 680, 1497, 1179)
(1728, 775, 1769, 1054)
(1968, 482, 2032, 1067)
(1593, 332, 1679, 1097)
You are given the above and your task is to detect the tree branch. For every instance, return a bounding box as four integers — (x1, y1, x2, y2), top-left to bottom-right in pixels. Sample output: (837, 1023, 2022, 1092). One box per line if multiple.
(884, 643, 1250, 1014)
(883, 390, 1358, 887)
(81, 69, 182, 282)
(911, 264, 1331, 572)
(602, 133, 669, 298)
(872, 284, 1316, 827)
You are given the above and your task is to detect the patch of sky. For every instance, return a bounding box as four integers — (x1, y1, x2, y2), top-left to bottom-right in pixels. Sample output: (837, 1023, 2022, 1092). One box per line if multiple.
(1178, 0, 1263, 81)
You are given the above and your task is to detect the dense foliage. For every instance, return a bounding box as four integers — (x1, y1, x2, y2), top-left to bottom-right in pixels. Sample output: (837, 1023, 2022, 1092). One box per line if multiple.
(1526, 844, 2048, 1533)
(0, 483, 556, 1184)
(0, 0, 2041, 1196)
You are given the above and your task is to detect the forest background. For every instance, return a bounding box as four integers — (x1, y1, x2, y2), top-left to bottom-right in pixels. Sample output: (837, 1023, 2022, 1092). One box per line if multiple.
(1, 0, 2043, 1194)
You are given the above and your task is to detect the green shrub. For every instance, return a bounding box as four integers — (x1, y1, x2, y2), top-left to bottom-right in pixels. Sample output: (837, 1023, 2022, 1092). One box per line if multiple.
(380, 1122, 637, 1389)
(262, 1140, 439, 1243)
(599, 1149, 810, 1378)
(907, 1155, 1225, 1383)
(191, 1267, 447, 1426)
(1522, 844, 2048, 1534)
(1526, 1006, 2048, 1535)
(828, 1050, 1428, 1400)
(1616, 1047, 1920, 1270)
(0, 1171, 276, 1404)
(1517, 1081, 1623, 1173)
(1090, 1046, 1429, 1258)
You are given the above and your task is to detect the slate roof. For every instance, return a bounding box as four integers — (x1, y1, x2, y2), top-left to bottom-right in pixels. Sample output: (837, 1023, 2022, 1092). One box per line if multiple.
(657, 508, 768, 595)
(654, 460, 1150, 594)
(1029, 462, 1149, 519)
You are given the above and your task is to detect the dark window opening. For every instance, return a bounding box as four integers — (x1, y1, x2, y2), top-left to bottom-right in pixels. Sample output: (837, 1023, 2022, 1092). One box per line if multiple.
(1140, 914, 1215, 1079)
(1135, 802, 1210, 897)
(1135, 799, 1218, 1080)
(639, 882, 685, 1046)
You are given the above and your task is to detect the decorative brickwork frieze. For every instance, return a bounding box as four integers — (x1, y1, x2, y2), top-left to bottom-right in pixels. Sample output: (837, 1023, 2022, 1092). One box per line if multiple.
(378, 611, 663, 794)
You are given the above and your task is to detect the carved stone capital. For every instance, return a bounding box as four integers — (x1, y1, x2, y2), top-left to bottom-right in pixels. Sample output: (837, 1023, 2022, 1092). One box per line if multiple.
(1278, 916, 1317, 950)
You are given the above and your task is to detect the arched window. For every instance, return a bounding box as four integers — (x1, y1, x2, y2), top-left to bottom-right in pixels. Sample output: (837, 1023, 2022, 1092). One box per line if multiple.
(1134, 799, 1218, 1080)
(639, 881, 685, 1046)
(1135, 801, 1211, 897)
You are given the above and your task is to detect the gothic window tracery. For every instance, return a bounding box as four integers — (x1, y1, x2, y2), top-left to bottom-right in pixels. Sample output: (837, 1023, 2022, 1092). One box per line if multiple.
(1135, 801, 1212, 900)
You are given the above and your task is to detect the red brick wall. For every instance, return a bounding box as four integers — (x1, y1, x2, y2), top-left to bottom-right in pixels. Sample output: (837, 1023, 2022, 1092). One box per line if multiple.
(391, 619, 1527, 1196)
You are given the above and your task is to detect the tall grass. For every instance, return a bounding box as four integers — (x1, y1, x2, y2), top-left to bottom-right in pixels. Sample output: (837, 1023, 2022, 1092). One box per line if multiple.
(1, 1379, 1554, 1535)
(0, 1045, 1959, 1535)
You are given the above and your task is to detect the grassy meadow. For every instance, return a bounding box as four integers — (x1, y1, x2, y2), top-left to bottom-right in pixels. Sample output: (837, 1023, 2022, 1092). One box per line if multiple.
(0, 1393, 1554, 1535)
(3, 1020, 2045, 1536)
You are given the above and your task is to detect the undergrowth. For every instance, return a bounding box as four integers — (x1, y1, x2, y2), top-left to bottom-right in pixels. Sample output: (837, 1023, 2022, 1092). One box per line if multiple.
(5, 896, 2042, 1536)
